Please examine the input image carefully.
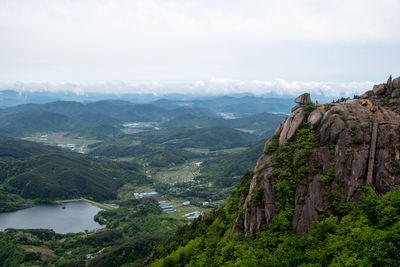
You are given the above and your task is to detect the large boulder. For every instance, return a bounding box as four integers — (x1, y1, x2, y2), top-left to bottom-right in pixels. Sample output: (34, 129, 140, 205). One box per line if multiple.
(279, 107, 305, 145)
(307, 109, 323, 130)
(392, 89, 400, 98)
(360, 90, 373, 99)
(373, 84, 386, 95)
(295, 93, 311, 104)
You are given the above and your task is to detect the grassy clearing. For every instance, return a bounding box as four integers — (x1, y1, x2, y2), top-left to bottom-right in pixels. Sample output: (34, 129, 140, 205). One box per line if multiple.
(23, 245, 56, 261)
(153, 161, 202, 183)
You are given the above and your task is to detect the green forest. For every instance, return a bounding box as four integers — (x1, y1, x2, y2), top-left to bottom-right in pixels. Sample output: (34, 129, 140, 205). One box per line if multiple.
(151, 173, 400, 266)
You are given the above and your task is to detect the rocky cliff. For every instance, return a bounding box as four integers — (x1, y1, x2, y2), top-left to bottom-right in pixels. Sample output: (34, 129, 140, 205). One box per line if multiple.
(233, 75, 400, 235)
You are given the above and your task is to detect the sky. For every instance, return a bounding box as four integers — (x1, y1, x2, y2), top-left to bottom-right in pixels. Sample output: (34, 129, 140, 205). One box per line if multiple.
(0, 0, 399, 96)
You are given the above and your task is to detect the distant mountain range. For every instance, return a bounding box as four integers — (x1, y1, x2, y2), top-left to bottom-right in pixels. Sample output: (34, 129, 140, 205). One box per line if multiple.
(0, 89, 295, 113)
(0, 95, 289, 137)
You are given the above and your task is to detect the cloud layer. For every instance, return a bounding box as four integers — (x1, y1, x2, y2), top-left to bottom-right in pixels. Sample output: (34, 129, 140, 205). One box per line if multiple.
(0, 79, 376, 98)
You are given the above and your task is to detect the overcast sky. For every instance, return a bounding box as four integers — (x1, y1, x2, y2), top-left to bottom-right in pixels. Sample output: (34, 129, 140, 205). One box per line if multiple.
(0, 0, 399, 95)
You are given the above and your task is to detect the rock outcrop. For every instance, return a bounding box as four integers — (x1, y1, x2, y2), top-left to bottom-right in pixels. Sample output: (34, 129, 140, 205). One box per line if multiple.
(295, 93, 311, 104)
(279, 107, 305, 145)
(281, 93, 311, 145)
(233, 75, 400, 236)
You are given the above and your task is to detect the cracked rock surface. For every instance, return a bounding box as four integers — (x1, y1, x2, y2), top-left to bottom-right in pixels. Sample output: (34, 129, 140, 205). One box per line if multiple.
(233, 75, 400, 235)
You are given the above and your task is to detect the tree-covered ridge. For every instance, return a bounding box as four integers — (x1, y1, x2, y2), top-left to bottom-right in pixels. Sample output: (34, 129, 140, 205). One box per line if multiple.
(92, 127, 259, 150)
(0, 138, 149, 211)
(2, 153, 148, 202)
(0, 96, 286, 136)
(0, 188, 34, 213)
(160, 112, 284, 137)
(0, 137, 61, 158)
(151, 175, 400, 266)
(89, 126, 261, 169)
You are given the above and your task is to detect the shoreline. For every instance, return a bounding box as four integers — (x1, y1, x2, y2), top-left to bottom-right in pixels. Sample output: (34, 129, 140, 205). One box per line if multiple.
(0, 198, 116, 214)
(79, 198, 114, 210)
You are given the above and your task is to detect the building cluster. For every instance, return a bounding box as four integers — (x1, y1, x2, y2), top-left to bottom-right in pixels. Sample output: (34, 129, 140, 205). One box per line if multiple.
(182, 211, 202, 220)
(158, 201, 176, 213)
(134, 192, 159, 199)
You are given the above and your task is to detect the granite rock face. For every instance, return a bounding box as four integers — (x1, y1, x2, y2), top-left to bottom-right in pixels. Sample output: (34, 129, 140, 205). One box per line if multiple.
(307, 109, 323, 130)
(295, 93, 311, 104)
(373, 84, 386, 95)
(233, 75, 400, 236)
(279, 107, 305, 145)
(393, 76, 400, 86)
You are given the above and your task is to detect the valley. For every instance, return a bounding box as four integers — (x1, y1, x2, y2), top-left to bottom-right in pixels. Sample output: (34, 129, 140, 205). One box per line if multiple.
(2, 82, 400, 266)
(0, 92, 287, 266)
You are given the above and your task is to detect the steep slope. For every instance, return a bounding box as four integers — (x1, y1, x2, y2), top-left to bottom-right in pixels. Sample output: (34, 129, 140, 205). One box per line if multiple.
(237, 75, 400, 235)
(149, 76, 400, 266)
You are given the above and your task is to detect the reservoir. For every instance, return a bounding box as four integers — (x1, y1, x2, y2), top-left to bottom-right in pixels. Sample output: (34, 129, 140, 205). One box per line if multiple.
(0, 201, 105, 234)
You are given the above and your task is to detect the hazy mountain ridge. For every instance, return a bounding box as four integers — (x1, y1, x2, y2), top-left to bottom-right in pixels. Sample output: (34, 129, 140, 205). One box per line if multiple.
(160, 112, 285, 137)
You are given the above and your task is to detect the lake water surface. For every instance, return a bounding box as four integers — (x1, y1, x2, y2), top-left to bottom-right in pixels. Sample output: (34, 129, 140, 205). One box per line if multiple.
(0, 201, 105, 234)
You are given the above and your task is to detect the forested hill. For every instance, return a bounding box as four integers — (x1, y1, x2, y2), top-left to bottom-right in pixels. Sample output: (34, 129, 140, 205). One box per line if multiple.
(0, 138, 148, 212)
(0, 137, 61, 158)
(149, 76, 400, 266)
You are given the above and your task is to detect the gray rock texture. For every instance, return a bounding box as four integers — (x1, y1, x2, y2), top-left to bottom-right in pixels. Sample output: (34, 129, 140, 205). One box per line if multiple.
(392, 89, 400, 98)
(307, 109, 323, 130)
(233, 75, 400, 236)
(295, 93, 311, 104)
(373, 84, 386, 95)
(279, 107, 305, 145)
(387, 75, 393, 89)
(393, 76, 400, 87)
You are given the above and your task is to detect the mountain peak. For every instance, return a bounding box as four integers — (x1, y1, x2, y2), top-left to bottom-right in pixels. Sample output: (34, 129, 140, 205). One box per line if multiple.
(233, 75, 400, 235)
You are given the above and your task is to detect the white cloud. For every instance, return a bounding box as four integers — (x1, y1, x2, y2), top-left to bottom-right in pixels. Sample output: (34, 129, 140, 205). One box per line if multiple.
(72, 86, 85, 96)
(0, 79, 376, 98)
